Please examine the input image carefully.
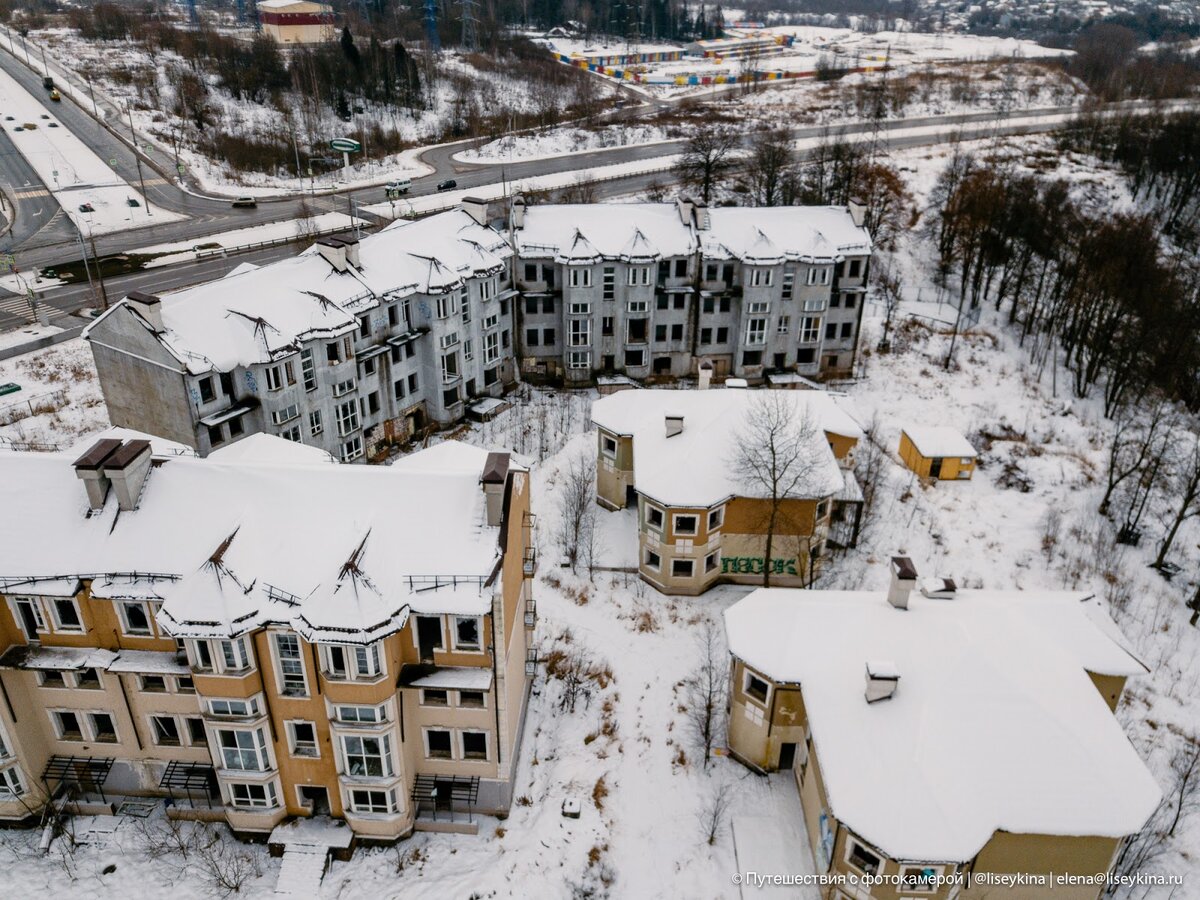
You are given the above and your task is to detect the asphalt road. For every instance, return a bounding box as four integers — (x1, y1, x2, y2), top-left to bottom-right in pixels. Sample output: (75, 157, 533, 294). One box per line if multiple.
(0, 31, 1178, 337)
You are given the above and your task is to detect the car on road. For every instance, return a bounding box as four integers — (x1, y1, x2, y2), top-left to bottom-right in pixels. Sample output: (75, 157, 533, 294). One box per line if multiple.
(232, 197, 258, 208)
(42, 76, 54, 90)
(385, 177, 412, 197)
(436, 179, 458, 192)
(48, 91, 60, 102)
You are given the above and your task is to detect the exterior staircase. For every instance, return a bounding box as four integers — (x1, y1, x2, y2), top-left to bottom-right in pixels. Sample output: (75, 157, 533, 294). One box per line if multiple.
(274, 844, 329, 896)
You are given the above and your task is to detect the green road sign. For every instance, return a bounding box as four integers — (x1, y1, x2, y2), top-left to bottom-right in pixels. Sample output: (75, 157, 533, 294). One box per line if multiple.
(329, 138, 362, 153)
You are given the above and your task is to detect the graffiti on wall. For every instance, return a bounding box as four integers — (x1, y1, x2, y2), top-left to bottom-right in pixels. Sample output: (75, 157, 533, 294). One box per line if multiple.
(720, 556, 798, 576)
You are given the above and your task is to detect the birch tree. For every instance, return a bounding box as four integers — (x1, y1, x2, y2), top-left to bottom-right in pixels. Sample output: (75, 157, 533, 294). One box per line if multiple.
(730, 392, 825, 587)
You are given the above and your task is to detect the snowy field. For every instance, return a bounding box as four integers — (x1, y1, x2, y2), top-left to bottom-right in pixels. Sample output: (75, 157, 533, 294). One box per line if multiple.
(0, 133, 1198, 894)
(0, 337, 107, 449)
(0, 60, 184, 235)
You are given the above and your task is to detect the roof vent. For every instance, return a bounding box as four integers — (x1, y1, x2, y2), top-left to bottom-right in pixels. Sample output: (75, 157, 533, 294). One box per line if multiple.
(865, 660, 899, 704)
(698, 361, 713, 391)
(920, 576, 957, 599)
(725, 377, 748, 389)
(888, 556, 917, 610)
(665, 414, 684, 438)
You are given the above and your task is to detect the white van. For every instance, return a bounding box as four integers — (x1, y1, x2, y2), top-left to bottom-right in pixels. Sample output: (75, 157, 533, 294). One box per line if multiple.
(385, 177, 412, 196)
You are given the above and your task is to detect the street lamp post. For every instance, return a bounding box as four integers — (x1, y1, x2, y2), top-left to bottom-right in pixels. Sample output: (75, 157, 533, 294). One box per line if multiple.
(126, 105, 152, 216)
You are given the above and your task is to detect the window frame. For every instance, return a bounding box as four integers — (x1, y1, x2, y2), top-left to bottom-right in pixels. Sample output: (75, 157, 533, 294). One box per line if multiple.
(49, 597, 84, 633)
(460, 730, 489, 762)
(341, 732, 395, 778)
(452, 617, 482, 652)
(273, 632, 308, 697)
(286, 720, 320, 759)
(423, 727, 453, 760)
(119, 600, 154, 637)
(743, 670, 771, 706)
(672, 514, 698, 536)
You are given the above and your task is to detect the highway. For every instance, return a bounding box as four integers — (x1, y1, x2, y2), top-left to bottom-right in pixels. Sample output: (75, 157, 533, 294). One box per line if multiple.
(0, 31, 1167, 335)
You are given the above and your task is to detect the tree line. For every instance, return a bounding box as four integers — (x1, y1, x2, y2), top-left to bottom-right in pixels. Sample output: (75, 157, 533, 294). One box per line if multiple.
(926, 144, 1200, 416)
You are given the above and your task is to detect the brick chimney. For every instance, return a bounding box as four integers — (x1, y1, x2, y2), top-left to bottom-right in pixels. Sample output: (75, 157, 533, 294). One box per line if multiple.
(887, 556, 917, 610)
(126, 291, 164, 333)
(104, 440, 154, 511)
(461, 196, 488, 227)
(316, 238, 349, 273)
(481, 451, 510, 526)
(73, 438, 123, 510)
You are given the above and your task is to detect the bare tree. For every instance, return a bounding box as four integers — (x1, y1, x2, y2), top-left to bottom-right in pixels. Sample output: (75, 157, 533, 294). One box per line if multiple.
(698, 783, 733, 846)
(730, 392, 824, 587)
(556, 447, 597, 573)
(676, 127, 739, 205)
(685, 619, 728, 769)
(1110, 732, 1200, 881)
(1153, 426, 1200, 568)
(1099, 401, 1172, 518)
(871, 258, 904, 352)
(747, 127, 794, 207)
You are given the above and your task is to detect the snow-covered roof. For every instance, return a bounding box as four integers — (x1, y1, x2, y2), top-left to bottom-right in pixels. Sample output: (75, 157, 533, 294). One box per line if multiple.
(407, 667, 494, 690)
(515, 204, 696, 260)
(0, 440, 512, 643)
(903, 425, 977, 458)
(209, 433, 335, 465)
(591, 389, 863, 507)
(701, 206, 871, 262)
(82, 209, 511, 375)
(515, 203, 871, 265)
(724, 588, 1160, 862)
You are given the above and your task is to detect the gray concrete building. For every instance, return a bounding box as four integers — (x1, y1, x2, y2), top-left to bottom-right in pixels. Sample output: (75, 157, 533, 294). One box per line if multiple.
(512, 198, 871, 384)
(84, 198, 872, 463)
(84, 201, 518, 462)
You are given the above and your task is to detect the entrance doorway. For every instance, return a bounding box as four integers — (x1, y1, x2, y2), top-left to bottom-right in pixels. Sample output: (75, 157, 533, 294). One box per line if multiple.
(13, 598, 43, 640)
(299, 785, 330, 816)
(929, 457, 943, 479)
(779, 742, 797, 771)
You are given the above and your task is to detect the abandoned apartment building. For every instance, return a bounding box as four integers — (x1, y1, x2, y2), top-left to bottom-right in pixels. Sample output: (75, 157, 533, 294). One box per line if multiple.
(590, 387, 865, 595)
(722, 557, 1161, 899)
(82, 197, 872, 463)
(0, 432, 538, 849)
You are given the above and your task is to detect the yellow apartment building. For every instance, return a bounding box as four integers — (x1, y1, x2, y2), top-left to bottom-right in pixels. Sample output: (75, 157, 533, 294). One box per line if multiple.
(591, 388, 864, 594)
(722, 557, 1161, 899)
(0, 433, 536, 848)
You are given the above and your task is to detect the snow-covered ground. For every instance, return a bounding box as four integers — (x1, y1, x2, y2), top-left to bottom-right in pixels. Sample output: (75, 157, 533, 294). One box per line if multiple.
(137, 211, 362, 268)
(456, 124, 673, 164)
(1, 132, 1198, 895)
(0, 60, 184, 235)
(0, 337, 107, 448)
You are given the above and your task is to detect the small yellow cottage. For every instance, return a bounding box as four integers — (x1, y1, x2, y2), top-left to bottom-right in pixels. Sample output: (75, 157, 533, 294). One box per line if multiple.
(899, 425, 977, 480)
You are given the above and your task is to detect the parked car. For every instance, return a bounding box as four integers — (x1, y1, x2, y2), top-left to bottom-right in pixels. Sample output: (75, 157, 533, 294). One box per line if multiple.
(42, 76, 54, 90)
(78, 203, 94, 213)
(231, 197, 257, 208)
(436, 179, 458, 192)
(127, 198, 140, 208)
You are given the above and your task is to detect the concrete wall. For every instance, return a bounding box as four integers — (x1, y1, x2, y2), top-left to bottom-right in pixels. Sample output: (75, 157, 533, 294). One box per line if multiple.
(86, 308, 196, 448)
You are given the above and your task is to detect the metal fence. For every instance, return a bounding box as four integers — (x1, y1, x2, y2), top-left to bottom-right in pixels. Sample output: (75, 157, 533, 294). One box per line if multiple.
(0, 387, 68, 426)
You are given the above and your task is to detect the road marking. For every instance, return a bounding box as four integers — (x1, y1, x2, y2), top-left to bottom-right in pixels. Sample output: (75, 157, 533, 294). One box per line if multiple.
(12, 188, 51, 199)
(0, 293, 35, 320)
